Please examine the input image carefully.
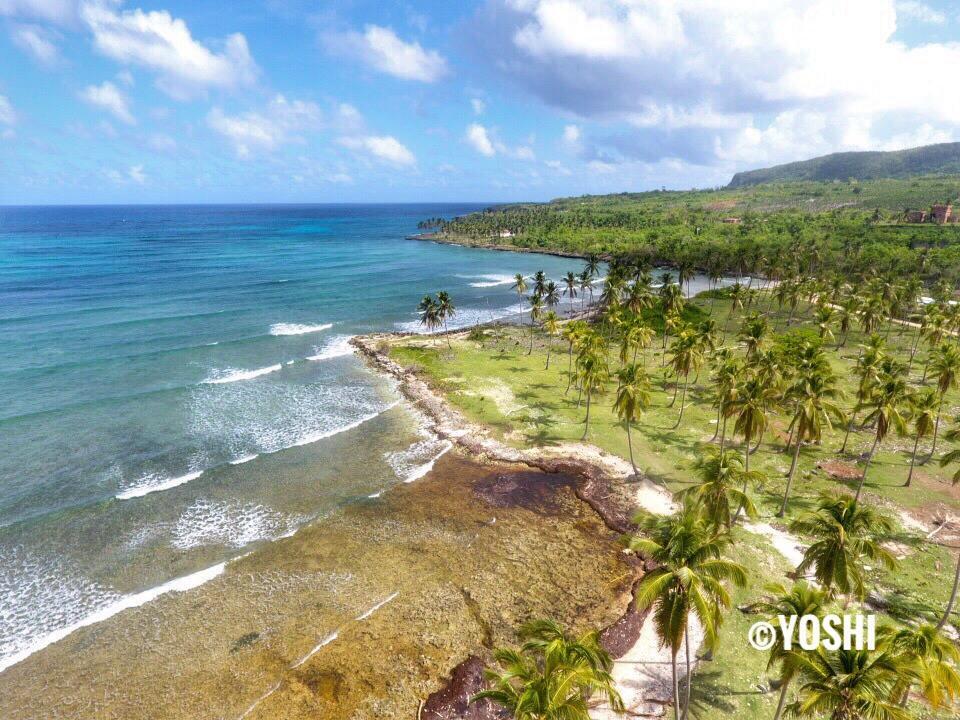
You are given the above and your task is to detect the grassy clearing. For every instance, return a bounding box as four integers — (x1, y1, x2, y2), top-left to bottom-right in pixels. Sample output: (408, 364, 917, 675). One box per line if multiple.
(388, 291, 960, 720)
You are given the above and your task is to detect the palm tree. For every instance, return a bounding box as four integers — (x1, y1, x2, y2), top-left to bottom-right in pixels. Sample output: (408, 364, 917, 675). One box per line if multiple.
(677, 259, 695, 299)
(528, 295, 544, 355)
(836, 295, 858, 348)
(562, 321, 587, 393)
(436, 291, 455, 347)
(905, 388, 938, 486)
(543, 281, 561, 313)
(541, 310, 560, 369)
(614, 362, 652, 475)
(880, 622, 960, 709)
(667, 329, 703, 429)
(629, 502, 747, 720)
(778, 351, 845, 517)
(854, 362, 909, 502)
(738, 312, 769, 361)
(562, 271, 578, 316)
(578, 270, 593, 313)
(626, 277, 654, 317)
(620, 317, 654, 367)
(789, 647, 913, 720)
(576, 338, 609, 440)
(840, 336, 886, 454)
(678, 447, 761, 531)
(754, 580, 829, 720)
(512, 274, 529, 326)
(417, 295, 442, 341)
(790, 493, 896, 601)
(532, 270, 548, 299)
(470, 618, 624, 719)
(727, 375, 774, 517)
(814, 303, 836, 344)
(922, 342, 960, 463)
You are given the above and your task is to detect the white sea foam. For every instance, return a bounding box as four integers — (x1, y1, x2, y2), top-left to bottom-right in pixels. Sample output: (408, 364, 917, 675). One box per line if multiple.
(356, 591, 398, 620)
(230, 453, 259, 465)
(0, 559, 225, 674)
(116, 470, 204, 500)
(465, 273, 517, 288)
(269, 322, 332, 336)
(385, 437, 452, 483)
(171, 499, 304, 550)
(203, 364, 282, 384)
(286, 403, 398, 449)
(291, 631, 339, 668)
(395, 302, 525, 333)
(307, 335, 355, 361)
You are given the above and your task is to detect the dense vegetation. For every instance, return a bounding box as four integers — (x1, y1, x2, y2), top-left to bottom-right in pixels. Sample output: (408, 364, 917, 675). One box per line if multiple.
(395, 256, 960, 720)
(729, 143, 960, 187)
(423, 176, 960, 286)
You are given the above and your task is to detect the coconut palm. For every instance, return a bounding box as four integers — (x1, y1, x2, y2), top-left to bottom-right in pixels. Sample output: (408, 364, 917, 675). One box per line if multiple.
(626, 277, 654, 316)
(620, 317, 655, 367)
(528, 295, 544, 355)
(854, 361, 910, 502)
(677, 447, 761, 531)
(789, 646, 913, 720)
(576, 338, 609, 440)
(532, 270, 548, 299)
(541, 310, 560, 370)
(778, 350, 845, 517)
(512, 274, 529, 326)
(470, 618, 624, 720)
(922, 342, 960, 463)
(814, 303, 836, 344)
(562, 321, 588, 393)
(840, 336, 886, 454)
(417, 295, 442, 341)
(711, 353, 742, 449)
(905, 388, 938, 486)
(754, 580, 829, 720)
(562, 271, 578, 316)
(628, 501, 747, 720)
(578, 270, 593, 313)
(836, 295, 858, 348)
(667, 329, 703, 429)
(880, 622, 960, 709)
(436, 291, 455, 347)
(790, 493, 896, 601)
(614, 362, 652, 475)
(738, 312, 769, 361)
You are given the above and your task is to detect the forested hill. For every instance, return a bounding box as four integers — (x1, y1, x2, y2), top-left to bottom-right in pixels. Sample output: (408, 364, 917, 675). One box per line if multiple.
(729, 142, 960, 187)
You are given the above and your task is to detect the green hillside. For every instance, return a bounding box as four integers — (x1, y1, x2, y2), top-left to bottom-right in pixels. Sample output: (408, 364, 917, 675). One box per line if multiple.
(729, 142, 960, 187)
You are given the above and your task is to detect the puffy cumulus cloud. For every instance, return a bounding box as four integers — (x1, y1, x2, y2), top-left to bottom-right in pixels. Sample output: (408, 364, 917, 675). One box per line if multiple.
(339, 135, 416, 166)
(470, 0, 960, 170)
(80, 80, 134, 124)
(471, 97, 486, 115)
(80, 2, 258, 100)
(331, 25, 447, 82)
(206, 95, 322, 158)
(105, 163, 146, 185)
(10, 23, 61, 65)
(0, 95, 16, 125)
(466, 123, 495, 156)
(895, 1, 945, 24)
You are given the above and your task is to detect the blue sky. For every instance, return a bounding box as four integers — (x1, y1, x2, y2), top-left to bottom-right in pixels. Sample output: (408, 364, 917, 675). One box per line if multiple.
(1, 0, 960, 204)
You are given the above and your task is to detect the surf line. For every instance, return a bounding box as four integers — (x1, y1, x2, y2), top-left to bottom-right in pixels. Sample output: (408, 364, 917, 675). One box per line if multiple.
(239, 592, 400, 719)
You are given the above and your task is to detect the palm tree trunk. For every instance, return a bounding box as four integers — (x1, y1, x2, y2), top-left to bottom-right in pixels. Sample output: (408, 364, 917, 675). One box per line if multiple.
(565, 343, 574, 392)
(582, 391, 592, 440)
(778, 435, 803, 517)
(544, 346, 551, 370)
(669, 379, 679, 407)
(840, 411, 858, 454)
(673, 377, 688, 429)
(719, 415, 728, 453)
(710, 404, 721, 442)
(772, 678, 791, 720)
(672, 651, 681, 720)
(905, 431, 921, 487)
(682, 628, 692, 720)
(734, 435, 751, 521)
(626, 422, 637, 475)
(936, 549, 960, 631)
(922, 397, 944, 464)
(854, 435, 881, 503)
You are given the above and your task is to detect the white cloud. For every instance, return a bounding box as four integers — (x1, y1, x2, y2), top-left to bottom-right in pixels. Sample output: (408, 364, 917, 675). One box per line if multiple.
(10, 23, 60, 65)
(80, 2, 258, 100)
(207, 94, 322, 157)
(0, 0, 78, 25)
(512, 145, 536, 161)
(562, 124, 580, 143)
(333, 25, 447, 82)
(116, 69, 134, 86)
(472, 0, 960, 169)
(471, 97, 485, 115)
(339, 134, 416, 166)
(80, 81, 135, 124)
(545, 159, 571, 175)
(466, 123, 495, 156)
(0, 95, 15, 125)
(895, 1, 945, 24)
(106, 164, 147, 185)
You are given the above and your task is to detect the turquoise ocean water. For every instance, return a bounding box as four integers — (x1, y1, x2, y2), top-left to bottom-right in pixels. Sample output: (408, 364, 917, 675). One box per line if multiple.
(0, 203, 590, 672)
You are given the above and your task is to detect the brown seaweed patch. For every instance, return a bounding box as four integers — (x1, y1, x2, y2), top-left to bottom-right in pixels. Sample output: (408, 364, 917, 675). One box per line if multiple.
(472, 469, 575, 515)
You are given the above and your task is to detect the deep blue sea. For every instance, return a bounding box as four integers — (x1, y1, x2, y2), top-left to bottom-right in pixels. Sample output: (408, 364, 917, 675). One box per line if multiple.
(0, 204, 590, 672)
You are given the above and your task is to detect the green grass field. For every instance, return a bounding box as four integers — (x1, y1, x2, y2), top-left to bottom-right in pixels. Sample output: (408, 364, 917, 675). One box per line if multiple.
(387, 292, 959, 720)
